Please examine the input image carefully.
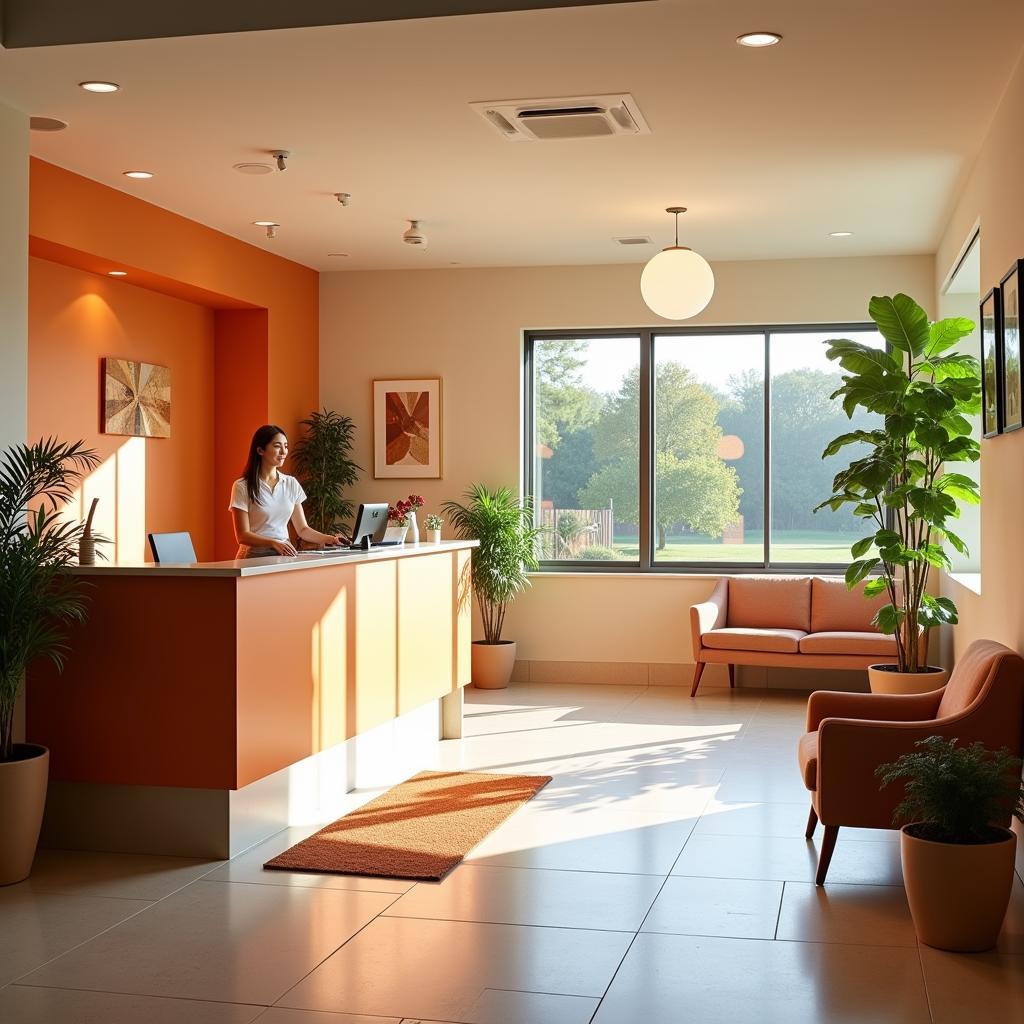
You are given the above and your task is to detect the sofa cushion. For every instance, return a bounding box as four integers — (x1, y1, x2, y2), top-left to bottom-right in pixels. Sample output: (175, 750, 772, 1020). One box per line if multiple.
(799, 631, 898, 657)
(798, 732, 818, 790)
(810, 576, 891, 634)
(727, 576, 811, 631)
(703, 627, 806, 654)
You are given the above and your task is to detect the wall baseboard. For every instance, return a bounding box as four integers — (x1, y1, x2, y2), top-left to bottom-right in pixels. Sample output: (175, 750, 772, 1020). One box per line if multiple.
(512, 659, 869, 693)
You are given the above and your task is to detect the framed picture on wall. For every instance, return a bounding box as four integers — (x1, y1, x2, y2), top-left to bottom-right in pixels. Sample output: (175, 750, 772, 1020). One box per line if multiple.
(373, 378, 442, 478)
(1000, 260, 1023, 433)
(980, 288, 1002, 438)
(103, 358, 171, 438)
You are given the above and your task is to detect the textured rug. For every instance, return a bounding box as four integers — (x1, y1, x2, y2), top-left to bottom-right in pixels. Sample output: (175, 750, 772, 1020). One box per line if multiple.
(263, 769, 552, 881)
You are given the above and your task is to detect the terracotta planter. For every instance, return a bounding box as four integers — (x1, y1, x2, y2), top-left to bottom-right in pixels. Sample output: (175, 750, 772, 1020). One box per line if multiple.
(0, 744, 49, 886)
(471, 640, 517, 689)
(901, 824, 1016, 952)
(868, 664, 949, 694)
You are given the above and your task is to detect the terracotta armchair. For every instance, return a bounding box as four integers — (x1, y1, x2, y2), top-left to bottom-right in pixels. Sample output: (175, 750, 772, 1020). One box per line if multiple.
(799, 639, 1024, 885)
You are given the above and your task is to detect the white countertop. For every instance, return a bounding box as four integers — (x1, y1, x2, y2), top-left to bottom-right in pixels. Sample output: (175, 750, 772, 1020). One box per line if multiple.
(72, 539, 478, 578)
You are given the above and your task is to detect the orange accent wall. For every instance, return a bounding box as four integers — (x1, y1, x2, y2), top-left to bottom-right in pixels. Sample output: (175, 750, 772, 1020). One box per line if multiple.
(29, 258, 218, 560)
(27, 159, 318, 559)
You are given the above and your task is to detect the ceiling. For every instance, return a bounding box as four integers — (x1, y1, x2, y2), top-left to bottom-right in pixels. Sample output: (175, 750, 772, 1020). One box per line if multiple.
(1, 0, 1022, 272)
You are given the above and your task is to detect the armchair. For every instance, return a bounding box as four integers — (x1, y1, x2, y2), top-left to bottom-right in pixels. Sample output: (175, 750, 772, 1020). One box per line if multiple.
(799, 639, 1024, 884)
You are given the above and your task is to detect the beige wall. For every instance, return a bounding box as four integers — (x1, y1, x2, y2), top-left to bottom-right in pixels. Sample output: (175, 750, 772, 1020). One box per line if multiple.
(936, 51, 1024, 659)
(321, 253, 934, 675)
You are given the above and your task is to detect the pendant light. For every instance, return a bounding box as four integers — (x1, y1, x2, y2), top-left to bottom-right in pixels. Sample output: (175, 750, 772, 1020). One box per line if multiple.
(640, 207, 715, 320)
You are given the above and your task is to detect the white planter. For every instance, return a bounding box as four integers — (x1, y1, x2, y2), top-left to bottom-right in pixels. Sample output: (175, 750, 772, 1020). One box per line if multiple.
(427, 529, 442, 544)
(383, 525, 408, 544)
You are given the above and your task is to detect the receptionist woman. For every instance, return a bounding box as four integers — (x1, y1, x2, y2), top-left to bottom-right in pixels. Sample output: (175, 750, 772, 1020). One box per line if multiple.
(229, 424, 345, 558)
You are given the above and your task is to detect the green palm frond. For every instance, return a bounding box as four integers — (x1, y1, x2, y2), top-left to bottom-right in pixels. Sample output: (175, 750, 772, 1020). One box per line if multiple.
(291, 410, 361, 534)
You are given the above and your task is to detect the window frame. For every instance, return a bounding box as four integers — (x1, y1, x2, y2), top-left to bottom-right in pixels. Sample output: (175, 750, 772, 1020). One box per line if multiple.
(524, 321, 879, 575)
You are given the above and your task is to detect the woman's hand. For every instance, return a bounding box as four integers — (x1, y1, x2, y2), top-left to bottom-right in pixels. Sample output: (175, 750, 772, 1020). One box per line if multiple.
(269, 539, 297, 557)
(325, 533, 348, 547)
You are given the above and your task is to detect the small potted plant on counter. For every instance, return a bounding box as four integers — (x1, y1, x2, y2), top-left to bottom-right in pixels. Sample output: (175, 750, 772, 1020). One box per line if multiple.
(424, 514, 443, 544)
(386, 501, 411, 543)
(817, 293, 981, 693)
(1, 438, 100, 884)
(877, 736, 1024, 952)
(443, 485, 541, 689)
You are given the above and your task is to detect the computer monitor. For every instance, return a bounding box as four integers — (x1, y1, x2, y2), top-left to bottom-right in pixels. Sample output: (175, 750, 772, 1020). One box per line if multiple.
(348, 503, 390, 547)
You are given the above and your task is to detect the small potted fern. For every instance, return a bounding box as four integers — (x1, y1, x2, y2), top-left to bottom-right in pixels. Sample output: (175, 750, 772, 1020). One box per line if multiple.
(878, 736, 1024, 952)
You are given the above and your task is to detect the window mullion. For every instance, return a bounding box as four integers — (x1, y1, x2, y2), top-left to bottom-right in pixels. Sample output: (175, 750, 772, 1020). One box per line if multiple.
(763, 329, 771, 570)
(639, 329, 653, 570)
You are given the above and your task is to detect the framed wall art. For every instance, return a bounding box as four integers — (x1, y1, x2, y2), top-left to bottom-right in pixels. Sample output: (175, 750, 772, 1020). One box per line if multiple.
(1000, 259, 1023, 433)
(980, 288, 1002, 439)
(103, 358, 171, 438)
(373, 378, 442, 478)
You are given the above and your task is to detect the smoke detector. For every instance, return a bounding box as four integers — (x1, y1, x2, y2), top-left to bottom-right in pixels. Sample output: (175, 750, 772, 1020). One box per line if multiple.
(234, 162, 273, 175)
(472, 93, 649, 141)
(403, 220, 427, 248)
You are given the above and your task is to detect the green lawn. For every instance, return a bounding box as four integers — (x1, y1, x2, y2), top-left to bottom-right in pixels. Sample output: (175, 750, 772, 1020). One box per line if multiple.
(603, 530, 860, 565)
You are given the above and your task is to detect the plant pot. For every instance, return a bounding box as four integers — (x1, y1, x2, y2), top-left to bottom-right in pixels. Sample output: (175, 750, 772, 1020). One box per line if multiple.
(901, 823, 1016, 951)
(427, 529, 442, 544)
(0, 744, 49, 886)
(471, 640, 517, 689)
(868, 664, 949, 694)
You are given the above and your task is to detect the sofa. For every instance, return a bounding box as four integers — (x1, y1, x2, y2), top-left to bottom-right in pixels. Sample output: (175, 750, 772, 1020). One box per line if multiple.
(689, 575, 897, 696)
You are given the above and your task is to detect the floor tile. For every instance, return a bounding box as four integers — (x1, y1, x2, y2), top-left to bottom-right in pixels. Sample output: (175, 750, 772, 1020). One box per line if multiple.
(713, 768, 812, 803)
(672, 834, 903, 885)
(641, 876, 783, 939)
(205, 826, 413, 894)
(256, 1010, 401, 1024)
(19, 880, 397, 1005)
(921, 946, 1024, 1023)
(0, 987, 264, 1023)
(0, 888, 150, 986)
(776, 881, 917, 946)
(466, 806, 696, 874)
(22, 848, 220, 900)
(384, 862, 662, 931)
(593, 932, 931, 1023)
(694, 800, 899, 843)
(278, 915, 629, 1022)
(995, 876, 1024, 955)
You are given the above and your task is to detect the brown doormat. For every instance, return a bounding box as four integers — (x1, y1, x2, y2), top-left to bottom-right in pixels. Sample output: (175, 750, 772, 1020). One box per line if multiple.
(263, 769, 552, 881)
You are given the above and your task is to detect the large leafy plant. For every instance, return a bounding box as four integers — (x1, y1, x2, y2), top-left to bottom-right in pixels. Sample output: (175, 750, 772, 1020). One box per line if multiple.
(442, 485, 542, 644)
(817, 294, 981, 672)
(291, 409, 361, 534)
(0, 439, 99, 761)
(878, 736, 1024, 844)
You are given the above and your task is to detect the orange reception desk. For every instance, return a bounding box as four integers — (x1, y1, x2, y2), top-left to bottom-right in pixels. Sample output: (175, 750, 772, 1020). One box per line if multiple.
(27, 541, 475, 858)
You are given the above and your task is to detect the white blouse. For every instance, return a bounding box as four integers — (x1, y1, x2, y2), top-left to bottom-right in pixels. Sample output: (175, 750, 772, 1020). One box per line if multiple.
(229, 474, 306, 555)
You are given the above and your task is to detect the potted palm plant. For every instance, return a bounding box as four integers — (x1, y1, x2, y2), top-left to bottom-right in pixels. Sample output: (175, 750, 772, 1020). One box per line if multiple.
(1, 438, 99, 885)
(442, 485, 541, 689)
(817, 293, 981, 692)
(878, 736, 1024, 952)
(291, 409, 361, 538)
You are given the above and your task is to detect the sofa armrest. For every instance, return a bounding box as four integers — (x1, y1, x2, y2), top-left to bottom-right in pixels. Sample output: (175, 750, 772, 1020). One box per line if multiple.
(690, 579, 728, 660)
(805, 688, 943, 732)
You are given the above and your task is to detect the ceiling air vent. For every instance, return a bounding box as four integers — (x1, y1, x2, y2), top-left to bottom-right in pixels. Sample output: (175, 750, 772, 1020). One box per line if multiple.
(615, 236, 652, 246)
(471, 93, 650, 141)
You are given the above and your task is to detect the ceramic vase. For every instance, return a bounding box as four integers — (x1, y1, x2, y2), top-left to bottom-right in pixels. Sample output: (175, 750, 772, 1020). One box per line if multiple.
(408, 511, 420, 544)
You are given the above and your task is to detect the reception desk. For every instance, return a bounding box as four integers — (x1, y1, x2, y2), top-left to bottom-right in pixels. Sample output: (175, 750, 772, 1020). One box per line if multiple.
(27, 541, 475, 857)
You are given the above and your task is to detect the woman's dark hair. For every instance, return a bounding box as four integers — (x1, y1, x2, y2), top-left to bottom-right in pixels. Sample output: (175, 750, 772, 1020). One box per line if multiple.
(243, 424, 287, 505)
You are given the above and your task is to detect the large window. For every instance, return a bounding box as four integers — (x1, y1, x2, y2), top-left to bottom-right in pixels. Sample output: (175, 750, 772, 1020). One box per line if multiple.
(525, 324, 884, 571)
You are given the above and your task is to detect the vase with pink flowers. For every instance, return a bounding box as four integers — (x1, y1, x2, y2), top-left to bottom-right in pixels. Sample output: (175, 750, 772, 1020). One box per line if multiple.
(387, 494, 425, 544)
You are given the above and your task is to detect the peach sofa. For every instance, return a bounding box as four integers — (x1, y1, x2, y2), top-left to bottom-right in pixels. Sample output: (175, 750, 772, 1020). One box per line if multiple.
(689, 575, 897, 697)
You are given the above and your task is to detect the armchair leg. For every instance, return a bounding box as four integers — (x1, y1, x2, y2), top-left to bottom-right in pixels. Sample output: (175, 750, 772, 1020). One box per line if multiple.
(690, 662, 706, 698)
(728, 664, 736, 689)
(805, 806, 818, 839)
(816, 825, 839, 886)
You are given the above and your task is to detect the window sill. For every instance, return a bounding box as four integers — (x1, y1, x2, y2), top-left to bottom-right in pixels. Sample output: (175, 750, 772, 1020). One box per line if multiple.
(946, 571, 982, 596)
(527, 569, 845, 580)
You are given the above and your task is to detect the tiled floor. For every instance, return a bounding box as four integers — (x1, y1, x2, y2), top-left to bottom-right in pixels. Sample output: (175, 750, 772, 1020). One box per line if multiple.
(3, 683, 1023, 1023)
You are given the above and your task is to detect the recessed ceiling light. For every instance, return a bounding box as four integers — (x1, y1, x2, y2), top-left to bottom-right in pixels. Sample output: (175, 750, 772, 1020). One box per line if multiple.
(829, 231, 854, 237)
(252, 221, 278, 227)
(30, 116, 68, 132)
(327, 252, 349, 257)
(107, 271, 127, 276)
(79, 81, 120, 93)
(123, 170, 153, 179)
(737, 31, 782, 47)
(234, 162, 274, 175)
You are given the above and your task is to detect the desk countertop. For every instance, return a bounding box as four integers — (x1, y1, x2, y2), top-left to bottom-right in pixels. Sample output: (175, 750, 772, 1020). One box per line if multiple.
(72, 539, 478, 578)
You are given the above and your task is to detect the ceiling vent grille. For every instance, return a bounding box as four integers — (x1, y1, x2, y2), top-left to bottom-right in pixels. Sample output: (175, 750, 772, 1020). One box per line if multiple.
(472, 93, 649, 141)
(615, 236, 653, 246)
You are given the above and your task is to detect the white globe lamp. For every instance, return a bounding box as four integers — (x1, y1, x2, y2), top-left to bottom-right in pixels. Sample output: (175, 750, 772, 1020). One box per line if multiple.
(640, 207, 715, 320)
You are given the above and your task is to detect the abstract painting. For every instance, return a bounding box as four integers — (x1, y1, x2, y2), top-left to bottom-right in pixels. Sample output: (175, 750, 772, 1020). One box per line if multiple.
(103, 358, 171, 438)
(980, 288, 1002, 438)
(373, 378, 442, 478)
(1000, 260, 1023, 433)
